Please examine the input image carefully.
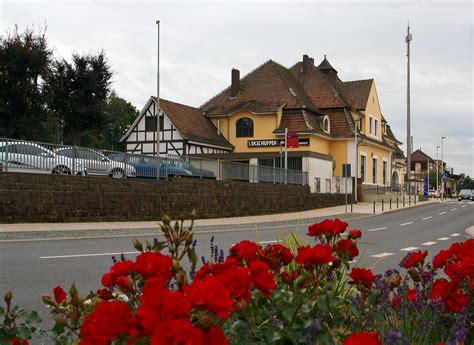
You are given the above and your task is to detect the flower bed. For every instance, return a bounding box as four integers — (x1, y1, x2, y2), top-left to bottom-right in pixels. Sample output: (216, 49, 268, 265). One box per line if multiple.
(1, 216, 473, 344)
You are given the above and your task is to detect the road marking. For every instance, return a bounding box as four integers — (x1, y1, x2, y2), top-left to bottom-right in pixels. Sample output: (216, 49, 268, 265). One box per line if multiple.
(461, 205, 466, 208)
(437, 237, 450, 241)
(451, 208, 457, 211)
(39, 251, 139, 259)
(422, 241, 437, 246)
(370, 252, 394, 258)
(348, 260, 357, 264)
(367, 227, 387, 232)
(400, 247, 419, 251)
(400, 222, 414, 226)
(422, 216, 432, 220)
(259, 240, 279, 244)
(450, 233, 461, 237)
(438, 211, 447, 215)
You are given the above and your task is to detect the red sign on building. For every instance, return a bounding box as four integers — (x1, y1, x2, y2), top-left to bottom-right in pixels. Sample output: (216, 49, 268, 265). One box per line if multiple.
(286, 131, 299, 148)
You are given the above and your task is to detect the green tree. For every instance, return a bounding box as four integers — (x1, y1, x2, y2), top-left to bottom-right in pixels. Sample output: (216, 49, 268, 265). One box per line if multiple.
(46, 51, 112, 146)
(0, 25, 53, 141)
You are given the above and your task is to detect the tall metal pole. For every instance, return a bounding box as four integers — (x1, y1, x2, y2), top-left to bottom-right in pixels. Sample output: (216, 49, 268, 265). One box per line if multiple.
(284, 128, 288, 184)
(436, 145, 439, 196)
(354, 116, 358, 203)
(441, 136, 446, 199)
(156, 20, 161, 180)
(405, 24, 412, 195)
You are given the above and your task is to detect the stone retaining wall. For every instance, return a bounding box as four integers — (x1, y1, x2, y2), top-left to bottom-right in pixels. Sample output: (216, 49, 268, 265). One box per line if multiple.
(0, 172, 352, 223)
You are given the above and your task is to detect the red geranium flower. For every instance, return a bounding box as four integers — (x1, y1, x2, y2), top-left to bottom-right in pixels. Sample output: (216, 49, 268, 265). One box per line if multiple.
(445, 289, 469, 313)
(431, 278, 450, 302)
(406, 288, 417, 302)
(348, 229, 362, 239)
(249, 260, 277, 298)
(259, 243, 294, 270)
(296, 244, 336, 269)
(150, 318, 205, 345)
(11, 337, 28, 345)
(132, 252, 173, 280)
(307, 218, 348, 237)
(336, 239, 359, 258)
(343, 331, 382, 345)
(53, 286, 67, 304)
(230, 240, 260, 263)
(400, 250, 427, 269)
(349, 268, 376, 289)
(80, 301, 136, 345)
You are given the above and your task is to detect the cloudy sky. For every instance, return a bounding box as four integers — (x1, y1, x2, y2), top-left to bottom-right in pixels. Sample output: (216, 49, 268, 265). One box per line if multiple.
(2, 0, 472, 175)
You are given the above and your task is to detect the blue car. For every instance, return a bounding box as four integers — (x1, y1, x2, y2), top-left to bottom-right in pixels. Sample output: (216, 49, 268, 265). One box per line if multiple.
(107, 153, 192, 179)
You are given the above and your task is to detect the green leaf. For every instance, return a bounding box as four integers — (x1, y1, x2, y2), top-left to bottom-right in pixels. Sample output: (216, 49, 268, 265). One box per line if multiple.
(0, 306, 4, 316)
(348, 304, 361, 319)
(23, 311, 41, 324)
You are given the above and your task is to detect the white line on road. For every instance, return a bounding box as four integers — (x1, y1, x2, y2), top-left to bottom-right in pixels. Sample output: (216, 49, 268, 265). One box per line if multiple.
(422, 241, 437, 246)
(370, 252, 394, 258)
(437, 237, 450, 241)
(438, 211, 447, 215)
(400, 222, 414, 226)
(400, 247, 419, 251)
(451, 208, 457, 211)
(461, 205, 466, 208)
(450, 233, 461, 237)
(348, 260, 357, 264)
(422, 216, 432, 220)
(259, 240, 279, 244)
(39, 251, 139, 259)
(367, 227, 387, 232)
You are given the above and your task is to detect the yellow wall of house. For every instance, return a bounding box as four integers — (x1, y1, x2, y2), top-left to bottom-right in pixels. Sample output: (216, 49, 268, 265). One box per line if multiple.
(358, 143, 390, 185)
(330, 140, 348, 177)
(360, 82, 386, 142)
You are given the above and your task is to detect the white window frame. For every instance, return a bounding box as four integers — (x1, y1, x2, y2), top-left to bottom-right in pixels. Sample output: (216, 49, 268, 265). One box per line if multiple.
(360, 152, 367, 183)
(323, 116, 330, 134)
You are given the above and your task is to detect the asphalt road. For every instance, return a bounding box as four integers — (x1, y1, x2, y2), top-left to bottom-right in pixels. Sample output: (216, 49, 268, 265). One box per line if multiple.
(0, 200, 472, 335)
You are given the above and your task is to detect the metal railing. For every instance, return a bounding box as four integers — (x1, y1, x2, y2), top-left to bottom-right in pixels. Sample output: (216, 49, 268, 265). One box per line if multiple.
(0, 137, 308, 185)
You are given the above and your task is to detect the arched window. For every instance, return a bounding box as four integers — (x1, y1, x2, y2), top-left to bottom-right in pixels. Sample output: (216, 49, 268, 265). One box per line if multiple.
(323, 116, 330, 133)
(236, 118, 254, 138)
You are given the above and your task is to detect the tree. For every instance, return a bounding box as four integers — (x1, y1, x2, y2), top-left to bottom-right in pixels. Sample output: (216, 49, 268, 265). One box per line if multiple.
(103, 91, 138, 151)
(46, 51, 112, 146)
(0, 26, 53, 141)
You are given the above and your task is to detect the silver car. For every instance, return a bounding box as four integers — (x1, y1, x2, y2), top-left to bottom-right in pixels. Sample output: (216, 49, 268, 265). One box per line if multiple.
(55, 147, 136, 178)
(0, 141, 87, 175)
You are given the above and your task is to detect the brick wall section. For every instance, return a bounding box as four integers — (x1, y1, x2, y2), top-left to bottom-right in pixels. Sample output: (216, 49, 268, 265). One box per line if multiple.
(0, 172, 352, 223)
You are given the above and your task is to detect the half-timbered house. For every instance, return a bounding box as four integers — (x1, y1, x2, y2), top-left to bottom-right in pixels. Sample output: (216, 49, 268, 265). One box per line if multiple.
(120, 97, 233, 156)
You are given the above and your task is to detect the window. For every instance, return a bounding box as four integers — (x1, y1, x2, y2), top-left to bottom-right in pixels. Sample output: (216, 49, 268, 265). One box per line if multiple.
(314, 178, 321, 193)
(325, 178, 331, 193)
(372, 158, 378, 184)
(369, 118, 373, 134)
(361, 155, 366, 182)
(383, 123, 387, 135)
(383, 161, 387, 185)
(323, 117, 330, 133)
(374, 119, 378, 136)
(358, 117, 363, 132)
(236, 118, 254, 138)
(145, 116, 164, 132)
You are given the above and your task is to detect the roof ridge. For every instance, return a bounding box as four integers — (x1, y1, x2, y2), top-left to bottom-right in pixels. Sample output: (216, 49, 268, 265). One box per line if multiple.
(199, 59, 274, 109)
(152, 96, 201, 112)
(310, 64, 350, 106)
(343, 78, 374, 84)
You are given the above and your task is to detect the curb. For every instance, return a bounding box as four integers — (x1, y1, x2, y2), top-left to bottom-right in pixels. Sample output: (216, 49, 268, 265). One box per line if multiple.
(466, 226, 474, 238)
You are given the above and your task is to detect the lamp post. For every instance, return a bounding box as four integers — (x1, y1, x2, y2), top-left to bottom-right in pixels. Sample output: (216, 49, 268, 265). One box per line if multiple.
(405, 24, 412, 196)
(441, 136, 446, 199)
(155, 20, 161, 180)
(436, 145, 440, 198)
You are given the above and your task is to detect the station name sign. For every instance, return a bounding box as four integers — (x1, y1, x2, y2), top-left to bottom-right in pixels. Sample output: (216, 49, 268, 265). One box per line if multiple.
(247, 138, 310, 148)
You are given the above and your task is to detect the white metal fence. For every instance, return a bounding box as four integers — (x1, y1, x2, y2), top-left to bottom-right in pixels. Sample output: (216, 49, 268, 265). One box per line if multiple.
(0, 138, 308, 185)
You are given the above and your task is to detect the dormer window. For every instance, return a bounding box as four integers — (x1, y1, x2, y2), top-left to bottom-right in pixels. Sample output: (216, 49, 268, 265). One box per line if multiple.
(236, 117, 254, 138)
(323, 116, 330, 133)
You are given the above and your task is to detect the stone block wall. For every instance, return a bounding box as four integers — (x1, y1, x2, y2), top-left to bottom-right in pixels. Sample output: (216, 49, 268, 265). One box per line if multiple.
(0, 173, 352, 223)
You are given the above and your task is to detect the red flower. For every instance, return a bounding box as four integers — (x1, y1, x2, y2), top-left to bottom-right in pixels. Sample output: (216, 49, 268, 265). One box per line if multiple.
(281, 271, 299, 285)
(230, 240, 260, 263)
(184, 276, 234, 320)
(259, 244, 294, 270)
(110, 260, 133, 277)
(249, 260, 277, 298)
(348, 229, 362, 239)
(307, 218, 348, 237)
(349, 268, 377, 289)
(204, 325, 229, 345)
(400, 250, 427, 269)
(406, 288, 417, 302)
(11, 337, 28, 345)
(296, 244, 336, 269)
(132, 252, 173, 280)
(343, 331, 382, 345)
(80, 301, 136, 345)
(445, 289, 468, 313)
(115, 276, 131, 291)
(53, 286, 67, 304)
(96, 288, 111, 300)
(150, 318, 204, 345)
(137, 288, 190, 336)
(433, 248, 452, 269)
(431, 279, 450, 302)
(336, 239, 359, 258)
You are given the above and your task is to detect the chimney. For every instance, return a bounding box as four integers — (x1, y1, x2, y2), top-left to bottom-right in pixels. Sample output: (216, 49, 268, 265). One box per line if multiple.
(302, 54, 314, 72)
(230, 68, 240, 98)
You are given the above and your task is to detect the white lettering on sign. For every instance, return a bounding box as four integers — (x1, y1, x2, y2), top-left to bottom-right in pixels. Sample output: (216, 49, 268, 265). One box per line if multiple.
(247, 138, 309, 148)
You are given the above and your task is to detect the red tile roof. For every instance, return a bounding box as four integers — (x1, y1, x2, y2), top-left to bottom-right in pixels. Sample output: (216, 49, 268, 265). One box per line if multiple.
(337, 79, 374, 110)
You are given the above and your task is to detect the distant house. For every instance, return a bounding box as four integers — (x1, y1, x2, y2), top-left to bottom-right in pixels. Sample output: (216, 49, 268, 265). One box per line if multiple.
(120, 97, 233, 156)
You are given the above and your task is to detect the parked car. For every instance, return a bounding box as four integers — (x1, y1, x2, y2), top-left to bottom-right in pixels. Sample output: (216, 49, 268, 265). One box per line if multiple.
(428, 189, 439, 198)
(458, 189, 473, 201)
(163, 157, 216, 179)
(108, 153, 192, 179)
(0, 141, 87, 175)
(55, 147, 136, 178)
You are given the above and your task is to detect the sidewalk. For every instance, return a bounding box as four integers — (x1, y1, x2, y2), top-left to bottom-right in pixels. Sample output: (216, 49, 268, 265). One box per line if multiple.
(0, 198, 440, 233)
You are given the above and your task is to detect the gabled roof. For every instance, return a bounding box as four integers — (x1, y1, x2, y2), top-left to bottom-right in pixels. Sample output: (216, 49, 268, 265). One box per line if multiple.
(201, 60, 321, 116)
(337, 79, 374, 110)
(317, 56, 338, 73)
(121, 97, 233, 149)
(410, 149, 433, 162)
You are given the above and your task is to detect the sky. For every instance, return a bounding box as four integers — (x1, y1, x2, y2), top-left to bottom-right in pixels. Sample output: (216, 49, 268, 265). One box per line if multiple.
(1, 0, 472, 175)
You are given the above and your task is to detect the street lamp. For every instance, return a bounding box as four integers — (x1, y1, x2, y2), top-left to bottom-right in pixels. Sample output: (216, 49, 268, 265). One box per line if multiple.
(436, 145, 440, 198)
(441, 136, 446, 199)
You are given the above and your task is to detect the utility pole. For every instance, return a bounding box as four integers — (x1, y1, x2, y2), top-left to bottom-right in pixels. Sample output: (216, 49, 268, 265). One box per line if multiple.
(284, 128, 288, 184)
(436, 145, 440, 197)
(405, 24, 412, 196)
(354, 114, 359, 203)
(441, 136, 446, 199)
(156, 20, 161, 180)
